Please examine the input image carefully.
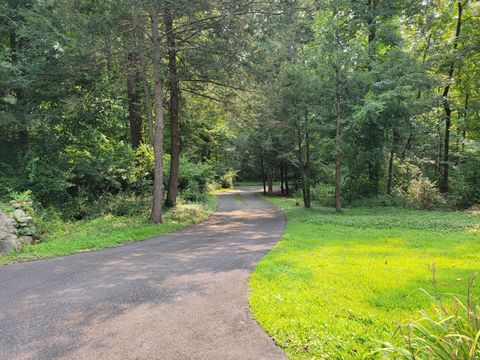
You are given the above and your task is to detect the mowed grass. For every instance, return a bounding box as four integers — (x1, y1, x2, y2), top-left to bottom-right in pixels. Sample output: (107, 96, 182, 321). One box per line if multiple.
(0, 195, 216, 265)
(249, 196, 480, 359)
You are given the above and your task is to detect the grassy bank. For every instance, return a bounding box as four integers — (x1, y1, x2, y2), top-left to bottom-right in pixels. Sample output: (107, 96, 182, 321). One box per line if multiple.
(249, 196, 480, 359)
(0, 195, 217, 265)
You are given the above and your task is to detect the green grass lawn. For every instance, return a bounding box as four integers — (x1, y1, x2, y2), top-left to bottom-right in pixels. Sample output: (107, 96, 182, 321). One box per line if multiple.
(0, 195, 216, 265)
(249, 197, 480, 359)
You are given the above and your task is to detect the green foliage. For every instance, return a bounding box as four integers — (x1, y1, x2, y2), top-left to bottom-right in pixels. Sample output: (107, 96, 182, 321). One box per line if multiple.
(70, 192, 151, 219)
(391, 157, 422, 193)
(9, 189, 32, 203)
(310, 184, 335, 207)
(0, 195, 217, 265)
(450, 145, 480, 209)
(176, 157, 214, 203)
(400, 177, 446, 211)
(349, 194, 403, 208)
(378, 276, 480, 360)
(0, 163, 22, 201)
(26, 138, 155, 219)
(2, 0, 479, 219)
(249, 196, 480, 359)
(219, 169, 237, 189)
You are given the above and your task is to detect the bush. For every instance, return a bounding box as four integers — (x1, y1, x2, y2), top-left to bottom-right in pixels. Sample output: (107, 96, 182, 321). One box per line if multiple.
(392, 157, 422, 192)
(0, 163, 24, 202)
(378, 275, 480, 360)
(399, 177, 446, 210)
(97, 192, 151, 217)
(131, 143, 155, 192)
(219, 169, 237, 189)
(59, 190, 151, 220)
(349, 194, 403, 208)
(181, 182, 208, 203)
(21, 137, 214, 219)
(176, 157, 214, 202)
(450, 149, 480, 209)
(310, 184, 335, 207)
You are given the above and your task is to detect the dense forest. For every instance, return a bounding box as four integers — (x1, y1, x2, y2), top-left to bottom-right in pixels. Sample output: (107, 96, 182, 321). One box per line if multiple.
(1, 0, 479, 222)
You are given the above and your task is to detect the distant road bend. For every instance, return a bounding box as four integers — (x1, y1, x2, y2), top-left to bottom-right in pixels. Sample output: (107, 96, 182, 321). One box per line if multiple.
(0, 187, 286, 360)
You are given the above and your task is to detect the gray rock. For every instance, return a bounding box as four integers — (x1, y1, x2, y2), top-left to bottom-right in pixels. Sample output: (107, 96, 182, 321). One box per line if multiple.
(13, 209, 27, 223)
(0, 232, 20, 253)
(19, 226, 35, 236)
(0, 212, 21, 254)
(0, 212, 15, 234)
(9, 200, 22, 209)
(18, 216, 33, 225)
(19, 236, 34, 245)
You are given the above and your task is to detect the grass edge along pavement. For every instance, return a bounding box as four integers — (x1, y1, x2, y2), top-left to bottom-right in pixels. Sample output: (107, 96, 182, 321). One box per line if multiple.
(249, 195, 480, 359)
(0, 194, 217, 265)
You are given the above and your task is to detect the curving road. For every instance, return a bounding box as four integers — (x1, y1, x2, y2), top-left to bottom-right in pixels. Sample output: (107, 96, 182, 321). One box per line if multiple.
(0, 187, 286, 360)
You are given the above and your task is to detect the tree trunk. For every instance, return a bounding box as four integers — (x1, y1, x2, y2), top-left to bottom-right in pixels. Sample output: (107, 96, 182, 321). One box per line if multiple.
(296, 123, 306, 207)
(387, 130, 400, 196)
(366, 0, 381, 192)
(135, 13, 154, 145)
(442, 105, 451, 193)
(441, 0, 463, 193)
(387, 147, 394, 196)
(462, 93, 468, 150)
(267, 168, 273, 195)
(334, 68, 342, 212)
(140, 56, 154, 145)
(371, 163, 380, 195)
(261, 154, 267, 195)
(304, 113, 311, 208)
(126, 50, 143, 149)
(280, 165, 285, 195)
(366, 0, 377, 70)
(297, 115, 311, 209)
(436, 108, 442, 174)
(164, 8, 181, 208)
(149, 9, 165, 224)
(334, 130, 342, 211)
(285, 165, 289, 196)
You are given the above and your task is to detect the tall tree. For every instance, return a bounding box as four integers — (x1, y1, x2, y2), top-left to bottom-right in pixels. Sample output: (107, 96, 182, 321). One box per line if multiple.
(125, 26, 144, 149)
(440, 0, 464, 193)
(164, 4, 181, 207)
(149, 6, 166, 223)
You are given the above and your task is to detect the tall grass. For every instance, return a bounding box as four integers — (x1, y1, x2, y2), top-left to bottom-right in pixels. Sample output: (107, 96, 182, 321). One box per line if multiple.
(378, 272, 480, 359)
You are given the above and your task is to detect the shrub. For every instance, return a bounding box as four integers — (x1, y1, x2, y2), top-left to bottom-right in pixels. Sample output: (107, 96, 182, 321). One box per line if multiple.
(378, 275, 480, 360)
(392, 157, 422, 192)
(181, 182, 208, 203)
(131, 143, 155, 192)
(62, 191, 152, 219)
(166, 202, 210, 224)
(349, 194, 403, 208)
(219, 169, 237, 189)
(310, 184, 335, 207)
(176, 157, 214, 202)
(400, 177, 446, 210)
(98, 192, 151, 217)
(65, 137, 139, 194)
(0, 163, 23, 202)
(450, 150, 480, 209)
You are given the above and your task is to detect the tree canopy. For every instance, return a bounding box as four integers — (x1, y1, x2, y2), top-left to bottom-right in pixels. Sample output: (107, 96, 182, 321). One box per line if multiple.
(1, 0, 479, 219)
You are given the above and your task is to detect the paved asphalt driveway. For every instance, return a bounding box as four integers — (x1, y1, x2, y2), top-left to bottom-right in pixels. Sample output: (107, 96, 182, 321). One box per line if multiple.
(0, 187, 286, 360)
